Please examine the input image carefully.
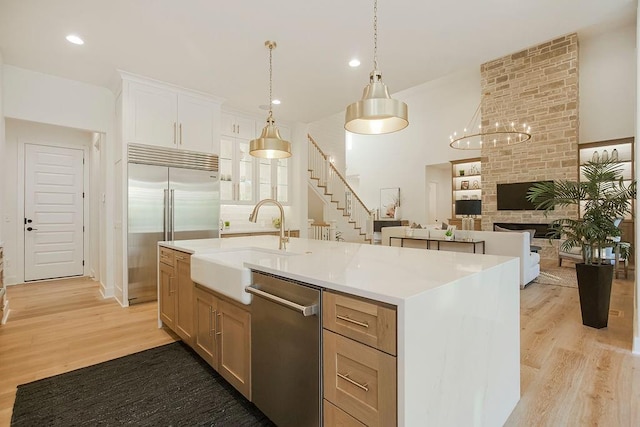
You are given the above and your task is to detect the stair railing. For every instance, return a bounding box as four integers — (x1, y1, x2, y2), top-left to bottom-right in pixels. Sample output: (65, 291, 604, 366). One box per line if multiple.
(307, 135, 373, 242)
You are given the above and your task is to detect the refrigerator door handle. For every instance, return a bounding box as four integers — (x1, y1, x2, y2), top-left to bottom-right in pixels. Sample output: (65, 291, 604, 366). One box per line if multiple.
(163, 189, 169, 241)
(170, 189, 175, 241)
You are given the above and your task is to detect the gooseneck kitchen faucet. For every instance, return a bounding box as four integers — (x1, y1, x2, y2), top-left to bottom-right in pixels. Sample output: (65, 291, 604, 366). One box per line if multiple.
(249, 198, 289, 250)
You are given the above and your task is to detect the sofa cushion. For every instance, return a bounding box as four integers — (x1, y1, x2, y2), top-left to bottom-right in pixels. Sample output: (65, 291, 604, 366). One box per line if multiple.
(494, 225, 536, 244)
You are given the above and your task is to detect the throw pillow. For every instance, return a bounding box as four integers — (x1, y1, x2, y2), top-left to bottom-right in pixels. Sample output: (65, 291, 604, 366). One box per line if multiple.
(494, 225, 537, 244)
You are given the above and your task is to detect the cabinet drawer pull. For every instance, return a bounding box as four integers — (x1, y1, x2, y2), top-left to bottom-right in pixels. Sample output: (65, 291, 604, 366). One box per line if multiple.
(215, 312, 222, 336)
(210, 308, 216, 337)
(179, 123, 183, 145)
(173, 122, 177, 145)
(336, 314, 369, 328)
(337, 372, 369, 392)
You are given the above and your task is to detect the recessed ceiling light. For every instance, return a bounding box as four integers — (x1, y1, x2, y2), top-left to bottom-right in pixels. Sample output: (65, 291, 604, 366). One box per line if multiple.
(66, 34, 84, 45)
(272, 99, 281, 105)
(349, 59, 361, 67)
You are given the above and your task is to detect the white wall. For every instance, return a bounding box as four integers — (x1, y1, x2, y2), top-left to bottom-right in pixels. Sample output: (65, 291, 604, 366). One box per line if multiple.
(346, 67, 481, 225)
(424, 163, 452, 225)
(2, 66, 116, 294)
(3, 119, 93, 284)
(633, 5, 639, 356)
(0, 52, 4, 245)
(580, 22, 636, 142)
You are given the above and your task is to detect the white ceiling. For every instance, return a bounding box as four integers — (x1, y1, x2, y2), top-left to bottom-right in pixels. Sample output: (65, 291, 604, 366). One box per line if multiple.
(0, 0, 636, 124)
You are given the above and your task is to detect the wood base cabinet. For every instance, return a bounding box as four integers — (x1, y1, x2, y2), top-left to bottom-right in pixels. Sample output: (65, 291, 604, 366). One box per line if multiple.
(324, 400, 366, 427)
(323, 291, 397, 426)
(159, 247, 194, 346)
(159, 260, 176, 329)
(194, 285, 251, 400)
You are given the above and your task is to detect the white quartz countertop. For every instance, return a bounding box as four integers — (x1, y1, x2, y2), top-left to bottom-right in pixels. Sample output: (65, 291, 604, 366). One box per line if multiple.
(160, 236, 518, 305)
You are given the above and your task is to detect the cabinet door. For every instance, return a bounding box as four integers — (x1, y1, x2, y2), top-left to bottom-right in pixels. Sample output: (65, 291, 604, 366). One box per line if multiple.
(218, 299, 251, 400)
(178, 94, 218, 153)
(222, 113, 256, 140)
(194, 287, 218, 368)
(324, 330, 397, 427)
(236, 140, 254, 202)
(174, 253, 194, 345)
(159, 262, 176, 329)
(128, 83, 177, 148)
(234, 115, 256, 140)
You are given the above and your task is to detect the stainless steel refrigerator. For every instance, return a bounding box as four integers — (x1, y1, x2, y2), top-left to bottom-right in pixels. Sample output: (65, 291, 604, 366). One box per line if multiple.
(127, 144, 219, 305)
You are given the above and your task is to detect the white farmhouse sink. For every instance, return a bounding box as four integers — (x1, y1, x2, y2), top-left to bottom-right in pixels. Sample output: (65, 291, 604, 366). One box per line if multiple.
(191, 247, 298, 305)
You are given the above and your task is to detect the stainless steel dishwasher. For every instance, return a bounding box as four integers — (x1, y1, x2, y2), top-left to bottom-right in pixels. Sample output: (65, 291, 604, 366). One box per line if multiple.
(247, 271, 322, 427)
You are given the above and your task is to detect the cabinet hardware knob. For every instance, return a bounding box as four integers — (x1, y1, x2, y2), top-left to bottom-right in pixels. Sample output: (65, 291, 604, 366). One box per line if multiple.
(337, 372, 369, 392)
(336, 314, 369, 328)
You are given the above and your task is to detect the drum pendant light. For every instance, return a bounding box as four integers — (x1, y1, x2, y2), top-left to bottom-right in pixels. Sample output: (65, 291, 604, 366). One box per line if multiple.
(345, 0, 408, 135)
(250, 41, 292, 159)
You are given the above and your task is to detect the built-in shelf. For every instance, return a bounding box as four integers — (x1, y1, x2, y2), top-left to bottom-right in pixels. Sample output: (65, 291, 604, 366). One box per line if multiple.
(451, 158, 482, 219)
(578, 138, 635, 253)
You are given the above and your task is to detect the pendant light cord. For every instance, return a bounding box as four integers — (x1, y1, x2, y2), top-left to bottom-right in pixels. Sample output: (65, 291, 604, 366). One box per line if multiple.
(373, 0, 378, 70)
(268, 44, 274, 121)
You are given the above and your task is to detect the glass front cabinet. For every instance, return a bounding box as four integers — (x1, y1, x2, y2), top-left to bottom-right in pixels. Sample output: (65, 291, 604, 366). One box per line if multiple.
(220, 137, 254, 203)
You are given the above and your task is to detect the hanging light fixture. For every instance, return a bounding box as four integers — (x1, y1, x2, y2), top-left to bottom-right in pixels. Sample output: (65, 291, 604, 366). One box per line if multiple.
(449, 92, 531, 150)
(344, 0, 408, 135)
(250, 41, 292, 159)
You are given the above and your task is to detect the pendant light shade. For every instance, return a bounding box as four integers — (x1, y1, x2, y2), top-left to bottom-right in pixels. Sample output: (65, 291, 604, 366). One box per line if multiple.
(345, 70, 408, 134)
(250, 41, 292, 159)
(250, 116, 291, 159)
(344, 0, 408, 135)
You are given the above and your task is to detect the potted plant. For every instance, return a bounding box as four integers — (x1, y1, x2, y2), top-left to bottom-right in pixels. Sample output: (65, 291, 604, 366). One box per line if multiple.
(527, 159, 636, 328)
(444, 228, 454, 241)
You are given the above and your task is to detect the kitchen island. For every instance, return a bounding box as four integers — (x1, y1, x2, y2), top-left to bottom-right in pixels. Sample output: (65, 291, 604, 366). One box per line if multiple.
(159, 236, 520, 426)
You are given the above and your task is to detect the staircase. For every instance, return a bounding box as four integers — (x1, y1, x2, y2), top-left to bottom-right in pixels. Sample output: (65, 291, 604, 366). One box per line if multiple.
(307, 135, 373, 243)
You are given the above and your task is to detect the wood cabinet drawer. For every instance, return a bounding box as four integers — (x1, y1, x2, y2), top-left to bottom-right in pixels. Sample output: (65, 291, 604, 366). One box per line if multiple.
(323, 330, 396, 427)
(323, 399, 366, 427)
(323, 291, 396, 355)
(159, 247, 175, 266)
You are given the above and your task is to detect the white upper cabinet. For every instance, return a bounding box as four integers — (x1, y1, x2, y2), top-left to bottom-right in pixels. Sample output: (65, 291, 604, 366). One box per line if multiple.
(124, 78, 222, 154)
(222, 113, 256, 140)
(128, 83, 178, 148)
(178, 95, 220, 153)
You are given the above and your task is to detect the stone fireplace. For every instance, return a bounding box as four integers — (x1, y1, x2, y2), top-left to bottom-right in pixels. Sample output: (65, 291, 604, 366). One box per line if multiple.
(480, 33, 579, 261)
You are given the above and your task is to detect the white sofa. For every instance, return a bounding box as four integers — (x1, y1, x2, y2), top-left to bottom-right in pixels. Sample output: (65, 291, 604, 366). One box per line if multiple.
(381, 226, 540, 288)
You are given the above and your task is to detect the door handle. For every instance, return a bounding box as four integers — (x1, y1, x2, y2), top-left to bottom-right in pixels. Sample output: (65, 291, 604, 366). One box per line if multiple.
(26, 227, 38, 231)
(245, 285, 318, 316)
(163, 189, 169, 241)
(169, 189, 176, 241)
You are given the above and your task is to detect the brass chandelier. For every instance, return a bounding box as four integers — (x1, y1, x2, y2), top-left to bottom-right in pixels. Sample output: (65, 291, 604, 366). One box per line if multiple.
(250, 41, 292, 159)
(344, 0, 408, 135)
(449, 92, 531, 150)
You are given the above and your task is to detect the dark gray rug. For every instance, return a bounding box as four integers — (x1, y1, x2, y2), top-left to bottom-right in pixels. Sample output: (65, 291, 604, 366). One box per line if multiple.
(11, 341, 275, 426)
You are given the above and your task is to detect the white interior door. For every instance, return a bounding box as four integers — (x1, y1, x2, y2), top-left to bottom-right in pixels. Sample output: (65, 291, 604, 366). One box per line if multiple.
(24, 144, 85, 281)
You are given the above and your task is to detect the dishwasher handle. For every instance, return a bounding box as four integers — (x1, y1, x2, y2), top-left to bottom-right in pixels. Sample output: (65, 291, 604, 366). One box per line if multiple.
(246, 285, 318, 317)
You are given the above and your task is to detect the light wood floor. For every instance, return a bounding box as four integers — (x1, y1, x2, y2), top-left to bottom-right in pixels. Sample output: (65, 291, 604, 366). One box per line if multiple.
(0, 268, 638, 426)
(0, 277, 178, 426)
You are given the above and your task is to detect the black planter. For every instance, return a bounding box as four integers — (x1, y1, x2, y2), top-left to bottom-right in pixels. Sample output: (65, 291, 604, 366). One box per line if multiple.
(575, 263, 614, 329)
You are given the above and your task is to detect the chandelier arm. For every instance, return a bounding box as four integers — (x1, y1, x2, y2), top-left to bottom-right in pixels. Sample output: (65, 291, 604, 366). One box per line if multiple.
(465, 102, 482, 135)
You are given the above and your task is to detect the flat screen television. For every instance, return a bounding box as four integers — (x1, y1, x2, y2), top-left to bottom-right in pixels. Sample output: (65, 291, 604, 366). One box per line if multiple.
(496, 181, 553, 211)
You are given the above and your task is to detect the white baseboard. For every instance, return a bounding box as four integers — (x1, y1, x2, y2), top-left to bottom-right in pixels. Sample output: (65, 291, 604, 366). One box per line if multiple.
(99, 282, 114, 299)
(633, 336, 640, 355)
